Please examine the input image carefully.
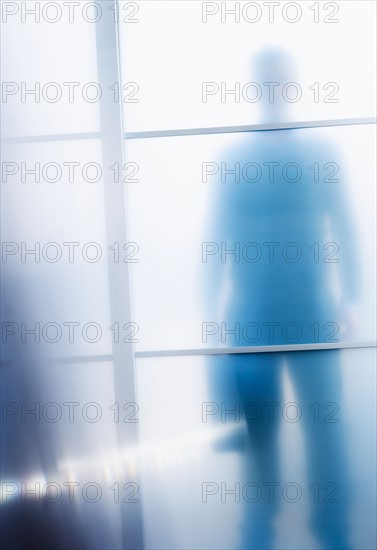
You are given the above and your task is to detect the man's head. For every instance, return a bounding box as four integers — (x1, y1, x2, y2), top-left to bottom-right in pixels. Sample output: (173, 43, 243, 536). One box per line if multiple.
(252, 48, 296, 121)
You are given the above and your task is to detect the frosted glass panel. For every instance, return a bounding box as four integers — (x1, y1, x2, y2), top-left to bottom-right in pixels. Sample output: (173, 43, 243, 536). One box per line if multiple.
(125, 124, 376, 350)
(1, 1, 100, 137)
(1, 140, 112, 358)
(136, 347, 376, 550)
(1, 359, 123, 550)
(119, 1, 376, 131)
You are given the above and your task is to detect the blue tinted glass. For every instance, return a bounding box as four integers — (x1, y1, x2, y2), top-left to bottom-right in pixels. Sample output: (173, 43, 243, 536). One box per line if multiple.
(125, 124, 376, 350)
(1, 3, 100, 137)
(1, 139, 112, 358)
(0, 359, 123, 549)
(119, 1, 376, 131)
(136, 347, 376, 549)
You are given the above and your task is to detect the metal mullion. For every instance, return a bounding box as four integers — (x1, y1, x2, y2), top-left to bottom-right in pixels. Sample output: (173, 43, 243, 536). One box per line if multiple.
(135, 341, 377, 358)
(124, 117, 377, 140)
(2, 132, 102, 144)
(3, 117, 375, 145)
(95, 11, 144, 550)
(46, 341, 377, 364)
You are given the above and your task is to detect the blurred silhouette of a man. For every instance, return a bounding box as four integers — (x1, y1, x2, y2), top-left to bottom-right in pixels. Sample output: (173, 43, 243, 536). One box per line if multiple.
(203, 49, 359, 549)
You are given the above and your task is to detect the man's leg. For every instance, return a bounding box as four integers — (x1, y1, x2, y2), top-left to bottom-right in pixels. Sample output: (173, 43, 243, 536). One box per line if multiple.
(289, 349, 352, 549)
(233, 351, 283, 549)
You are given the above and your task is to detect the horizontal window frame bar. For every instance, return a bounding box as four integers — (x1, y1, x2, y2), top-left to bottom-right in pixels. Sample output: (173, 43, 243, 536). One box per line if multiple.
(2, 132, 102, 145)
(136, 341, 377, 358)
(2, 117, 376, 145)
(50, 354, 113, 365)
(0, 355, 113, 368)
(124, 117, 377, 140)
(20, 341, 376, 365)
